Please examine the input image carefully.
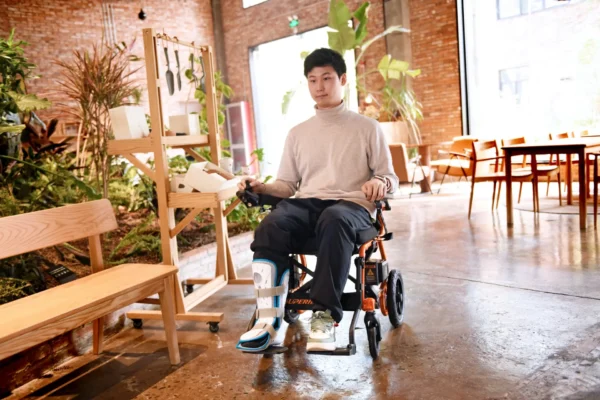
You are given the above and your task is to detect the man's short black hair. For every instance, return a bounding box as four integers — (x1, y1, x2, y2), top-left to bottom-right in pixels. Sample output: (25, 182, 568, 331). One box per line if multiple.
(304, 48, 347, 78)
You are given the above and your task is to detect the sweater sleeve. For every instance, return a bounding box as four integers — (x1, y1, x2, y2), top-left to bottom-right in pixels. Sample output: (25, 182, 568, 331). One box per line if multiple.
(368, 122, 399, 193)
(271, 131, 300, 197)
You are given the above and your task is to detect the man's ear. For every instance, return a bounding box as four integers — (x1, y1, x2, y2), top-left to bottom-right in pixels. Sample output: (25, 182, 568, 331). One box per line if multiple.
(340, 73, 347, 86)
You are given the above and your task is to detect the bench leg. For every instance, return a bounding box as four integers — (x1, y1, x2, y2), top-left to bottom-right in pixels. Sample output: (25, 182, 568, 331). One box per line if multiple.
(93, 317, 104, 355)
(159, 275, 180, 365)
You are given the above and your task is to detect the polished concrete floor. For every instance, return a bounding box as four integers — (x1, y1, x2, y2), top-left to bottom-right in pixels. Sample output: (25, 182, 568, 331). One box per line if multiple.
(11, 183, 600, 400)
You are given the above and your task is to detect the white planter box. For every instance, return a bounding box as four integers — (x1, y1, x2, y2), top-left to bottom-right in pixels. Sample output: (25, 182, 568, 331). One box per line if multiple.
(169, 114, 200, 136)
(170, 174, 193, 193)
(109, 106, 149, 140)
(184, 162, 240, 195)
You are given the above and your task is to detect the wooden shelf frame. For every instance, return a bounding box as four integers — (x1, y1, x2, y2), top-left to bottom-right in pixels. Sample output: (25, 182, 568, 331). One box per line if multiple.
(106, 28, 251, 327)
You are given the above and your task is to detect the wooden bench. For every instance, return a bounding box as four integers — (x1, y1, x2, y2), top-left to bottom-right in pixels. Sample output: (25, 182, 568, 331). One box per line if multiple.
(0, 199, 180, 364)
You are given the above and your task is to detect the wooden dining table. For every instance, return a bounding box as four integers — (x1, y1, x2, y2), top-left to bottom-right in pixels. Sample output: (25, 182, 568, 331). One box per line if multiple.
(502, 137, 600, 230)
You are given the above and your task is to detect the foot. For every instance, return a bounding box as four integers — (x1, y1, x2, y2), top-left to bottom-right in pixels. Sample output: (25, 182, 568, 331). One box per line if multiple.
(307, 310, 336, 352)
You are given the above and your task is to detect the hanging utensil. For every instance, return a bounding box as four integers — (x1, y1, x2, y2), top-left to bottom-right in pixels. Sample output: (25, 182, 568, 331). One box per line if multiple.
(174, 39, 182, 91)
(164, 42, 175, 95)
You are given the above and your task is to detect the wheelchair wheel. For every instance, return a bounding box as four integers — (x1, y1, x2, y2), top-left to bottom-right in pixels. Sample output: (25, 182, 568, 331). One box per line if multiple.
(367, 326, 379, 360)
(284, 309, 299, 324)
(387, 269, 405, 328)
(365, 312, 381, 360)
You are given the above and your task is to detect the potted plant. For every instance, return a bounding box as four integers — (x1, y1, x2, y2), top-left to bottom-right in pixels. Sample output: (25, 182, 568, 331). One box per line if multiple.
(0, 29, 52, 173)
(359, 54, 423, 144)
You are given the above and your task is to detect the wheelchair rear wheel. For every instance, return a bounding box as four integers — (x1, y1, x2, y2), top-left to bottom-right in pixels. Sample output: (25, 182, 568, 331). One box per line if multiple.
(386, 269, 405, 328)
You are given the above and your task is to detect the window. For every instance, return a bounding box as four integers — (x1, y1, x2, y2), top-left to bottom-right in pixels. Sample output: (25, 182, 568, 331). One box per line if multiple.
(243, 0, 267, 8)
(497, 0, 568, 19)
(499, 67, 529, 105)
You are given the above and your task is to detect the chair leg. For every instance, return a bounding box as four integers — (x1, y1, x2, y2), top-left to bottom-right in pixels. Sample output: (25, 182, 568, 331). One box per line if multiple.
(594, 158, 598, 229)
(159, 275, 181, 365)
(468, 180, 476, 219)
(492, 181, 497, 211)
(535, 180, 540, 213)
(437, 163, 452, 194)
(496, 181, 502, 209)
(557, 171, 562, 206)
(546, 176, 551, 197)
(517, 182, 523, 204)
(93, 317, 104, 355)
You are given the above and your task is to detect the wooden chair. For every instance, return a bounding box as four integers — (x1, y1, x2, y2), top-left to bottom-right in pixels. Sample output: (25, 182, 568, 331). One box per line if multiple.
(431, 136, 478, 193)
(500, 137, 562, 208)
(468, 139, 538, 219)
(590, 153, 600, 229)
(389, 143, 433, 196)
(0, 200, 180, 364)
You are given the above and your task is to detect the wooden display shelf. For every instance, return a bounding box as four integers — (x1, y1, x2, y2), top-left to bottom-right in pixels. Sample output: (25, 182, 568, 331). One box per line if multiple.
(162, 135, 209, 147)
(168, 186, 239, 209)
(107, 137, 153, 155)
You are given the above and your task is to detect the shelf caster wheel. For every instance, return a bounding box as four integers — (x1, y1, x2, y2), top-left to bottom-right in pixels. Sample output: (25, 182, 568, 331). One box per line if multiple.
(132, 319, 143, 329)
(185, 284, 194, 295)
(209, 322, 220, 333)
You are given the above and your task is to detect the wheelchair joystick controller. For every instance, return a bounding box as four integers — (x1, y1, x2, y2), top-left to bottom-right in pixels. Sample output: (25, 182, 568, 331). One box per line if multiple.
(236, 180, 260, 208)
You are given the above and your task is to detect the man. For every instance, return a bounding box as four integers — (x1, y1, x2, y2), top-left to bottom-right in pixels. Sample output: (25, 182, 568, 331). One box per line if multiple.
(236, 48, 398, 353)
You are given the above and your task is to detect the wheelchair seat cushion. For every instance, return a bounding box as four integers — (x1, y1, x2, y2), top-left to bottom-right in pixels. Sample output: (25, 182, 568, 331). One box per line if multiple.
(295, 225, 378, 256)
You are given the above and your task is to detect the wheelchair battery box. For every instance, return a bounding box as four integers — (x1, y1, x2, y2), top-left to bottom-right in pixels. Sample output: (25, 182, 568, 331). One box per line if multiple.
(364, 260, 388, 285)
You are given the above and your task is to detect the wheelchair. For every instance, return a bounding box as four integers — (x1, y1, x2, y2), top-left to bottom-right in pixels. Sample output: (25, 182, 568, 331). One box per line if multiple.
(236, 183, 405, 360)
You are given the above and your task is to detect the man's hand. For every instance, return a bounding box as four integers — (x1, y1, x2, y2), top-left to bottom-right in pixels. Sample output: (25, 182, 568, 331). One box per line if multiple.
(362, 178, 387, 202)
(237, 176, 266, 194)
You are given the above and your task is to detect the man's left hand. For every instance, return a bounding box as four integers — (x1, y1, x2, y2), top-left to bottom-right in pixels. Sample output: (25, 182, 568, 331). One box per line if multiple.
(362, 178, 387, 202)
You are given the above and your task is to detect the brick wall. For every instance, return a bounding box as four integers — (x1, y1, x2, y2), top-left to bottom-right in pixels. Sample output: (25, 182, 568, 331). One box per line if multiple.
(409, 0, 462, 145)
(0, 0, 215, 128)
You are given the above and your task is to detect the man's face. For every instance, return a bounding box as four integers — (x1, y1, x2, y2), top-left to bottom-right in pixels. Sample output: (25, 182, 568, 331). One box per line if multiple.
(307, 66, 347, 109)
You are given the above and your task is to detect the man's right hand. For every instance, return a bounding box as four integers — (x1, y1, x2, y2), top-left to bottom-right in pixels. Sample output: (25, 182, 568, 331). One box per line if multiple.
(237, 176, 266, 194)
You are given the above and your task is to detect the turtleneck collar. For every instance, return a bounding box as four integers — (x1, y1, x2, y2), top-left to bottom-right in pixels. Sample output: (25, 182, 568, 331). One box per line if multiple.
(315, 100, 346, 122)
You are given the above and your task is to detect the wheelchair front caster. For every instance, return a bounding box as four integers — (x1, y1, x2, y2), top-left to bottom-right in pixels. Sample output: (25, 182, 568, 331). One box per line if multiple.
(386, 269, 405, 328)
(185, 284, 194, 295)
(132, 319, 143, 329)
(209, 322, 220, 333)
(365, 312, 381, 360)
(284, 309, 300, 324)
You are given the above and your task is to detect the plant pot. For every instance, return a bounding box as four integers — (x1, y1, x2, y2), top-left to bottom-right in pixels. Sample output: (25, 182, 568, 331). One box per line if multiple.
(168, 114, 200, 136)
(379, 121, 411, 144)
(108, 106, 149, 140)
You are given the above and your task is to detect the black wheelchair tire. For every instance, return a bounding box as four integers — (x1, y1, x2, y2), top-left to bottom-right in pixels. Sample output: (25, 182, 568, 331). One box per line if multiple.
(283, 309, 300, 324)
(387, 269, 405, 328)
(367, 326, 379, 360)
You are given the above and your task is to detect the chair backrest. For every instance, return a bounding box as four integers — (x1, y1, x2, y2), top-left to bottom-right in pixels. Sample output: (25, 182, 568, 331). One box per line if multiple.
(501, 137, 527, 168)
(388, 143, 410, 182)
(550, 132, 571, 140)
(450, 136, 478, 154)
(472, 139, 500, 176)
(0, 199, 117, 260)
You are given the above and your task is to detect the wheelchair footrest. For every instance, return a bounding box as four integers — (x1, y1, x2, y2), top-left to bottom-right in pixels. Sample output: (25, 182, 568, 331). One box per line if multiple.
(242, 346, 288, 355)
(308, 344, 356, 356)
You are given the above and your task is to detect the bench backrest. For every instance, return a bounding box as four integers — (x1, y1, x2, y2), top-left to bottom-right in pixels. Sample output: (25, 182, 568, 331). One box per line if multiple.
(0, 199, 117, 260)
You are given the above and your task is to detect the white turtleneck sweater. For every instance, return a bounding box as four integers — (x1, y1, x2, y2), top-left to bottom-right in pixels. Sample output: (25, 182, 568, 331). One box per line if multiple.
(265, 102, 399, 215)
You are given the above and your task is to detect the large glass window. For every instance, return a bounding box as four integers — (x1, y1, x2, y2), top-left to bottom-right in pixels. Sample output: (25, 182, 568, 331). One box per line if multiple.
(462, 0, 600, 140)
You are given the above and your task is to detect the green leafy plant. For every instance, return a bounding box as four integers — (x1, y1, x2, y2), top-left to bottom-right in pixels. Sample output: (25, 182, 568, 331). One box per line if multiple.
(0, 29, 52, 173)
(359, 54, 423, 143)
(108, 214, 161, 264)
(56, 44, 141, 198)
